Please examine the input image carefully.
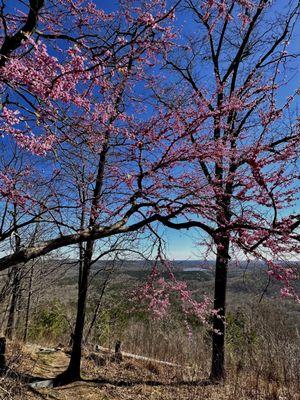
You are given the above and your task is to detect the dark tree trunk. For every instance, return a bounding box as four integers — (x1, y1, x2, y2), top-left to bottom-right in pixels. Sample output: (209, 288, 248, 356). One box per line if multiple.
(23, 264, 34, 342)
(0, 337, 6, 373)
(0, 284, 11, 332)
(5, 266, 20, 339)
(54, 134, 109, 386)
(210, 235, 230, 382)
(53, 241, 93, 386)
(5, 205, 22, 339)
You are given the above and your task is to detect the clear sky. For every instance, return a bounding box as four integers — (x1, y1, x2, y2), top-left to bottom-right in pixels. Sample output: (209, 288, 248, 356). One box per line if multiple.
(3, 1, 298, 262)
(89, 0, 300, 260)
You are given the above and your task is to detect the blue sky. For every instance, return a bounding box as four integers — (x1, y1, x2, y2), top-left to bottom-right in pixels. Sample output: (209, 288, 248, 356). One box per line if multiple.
(2, 0, 299, 261)
(90, 0, 299, 260)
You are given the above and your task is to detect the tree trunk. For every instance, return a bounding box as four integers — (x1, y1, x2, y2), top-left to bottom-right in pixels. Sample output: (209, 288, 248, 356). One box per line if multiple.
(54, 137, 109, 386)
(0, 284, 11, 332)
(54, 241, 93, 386)
(210, 235, 230, 382)
(0, 337, 6, 373)
(5, 205, 22, 339)
(5, 266, 20, 339)
(23, 264, 34, 342)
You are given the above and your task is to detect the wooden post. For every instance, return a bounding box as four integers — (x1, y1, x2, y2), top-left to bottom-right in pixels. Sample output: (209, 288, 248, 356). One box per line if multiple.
(0, 337, 6, 372)
(114, 340, 122, 363)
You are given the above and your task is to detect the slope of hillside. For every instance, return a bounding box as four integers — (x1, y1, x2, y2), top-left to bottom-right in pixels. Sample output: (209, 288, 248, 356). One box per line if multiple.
(2, 341, 299, 400)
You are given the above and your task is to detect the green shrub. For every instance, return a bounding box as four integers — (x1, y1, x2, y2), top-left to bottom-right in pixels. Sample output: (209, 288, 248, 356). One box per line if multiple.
(226, 309, 258, 365)
(29, 300, 69, 343)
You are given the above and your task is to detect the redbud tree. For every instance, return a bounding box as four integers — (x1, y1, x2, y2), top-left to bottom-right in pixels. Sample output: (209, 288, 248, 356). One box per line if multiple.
(0, 0, 299, 385)
(0, 0, 197, 384)
(150, 0, 300, 381)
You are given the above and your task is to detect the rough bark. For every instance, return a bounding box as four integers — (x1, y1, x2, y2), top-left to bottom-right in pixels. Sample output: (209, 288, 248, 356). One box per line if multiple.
(5, 206, 22, 340)
(210, 235, 230, 382)
(23, 264, 34, 342)
(53, 244, 92, 386)
(0, 337, 6, 372)
(4, 267, 20, 339)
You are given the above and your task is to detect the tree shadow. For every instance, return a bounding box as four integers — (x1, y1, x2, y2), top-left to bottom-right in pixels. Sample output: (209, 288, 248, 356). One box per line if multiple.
(4, 368, 48, 384)
(81, 377, 214, 388)
(2, 367, 219, 392)
(1, 368, 56, 398)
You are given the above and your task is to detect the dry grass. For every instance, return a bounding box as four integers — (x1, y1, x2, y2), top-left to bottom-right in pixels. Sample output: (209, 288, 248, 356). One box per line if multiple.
(0, 339, 299, 400)
(0, 295, 299, 399)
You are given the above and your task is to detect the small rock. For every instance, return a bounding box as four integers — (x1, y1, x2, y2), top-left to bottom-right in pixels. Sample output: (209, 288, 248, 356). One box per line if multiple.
(38, 347, 56, 354)
(29, 379, 54, 389)
(95, 344, 101, 352)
